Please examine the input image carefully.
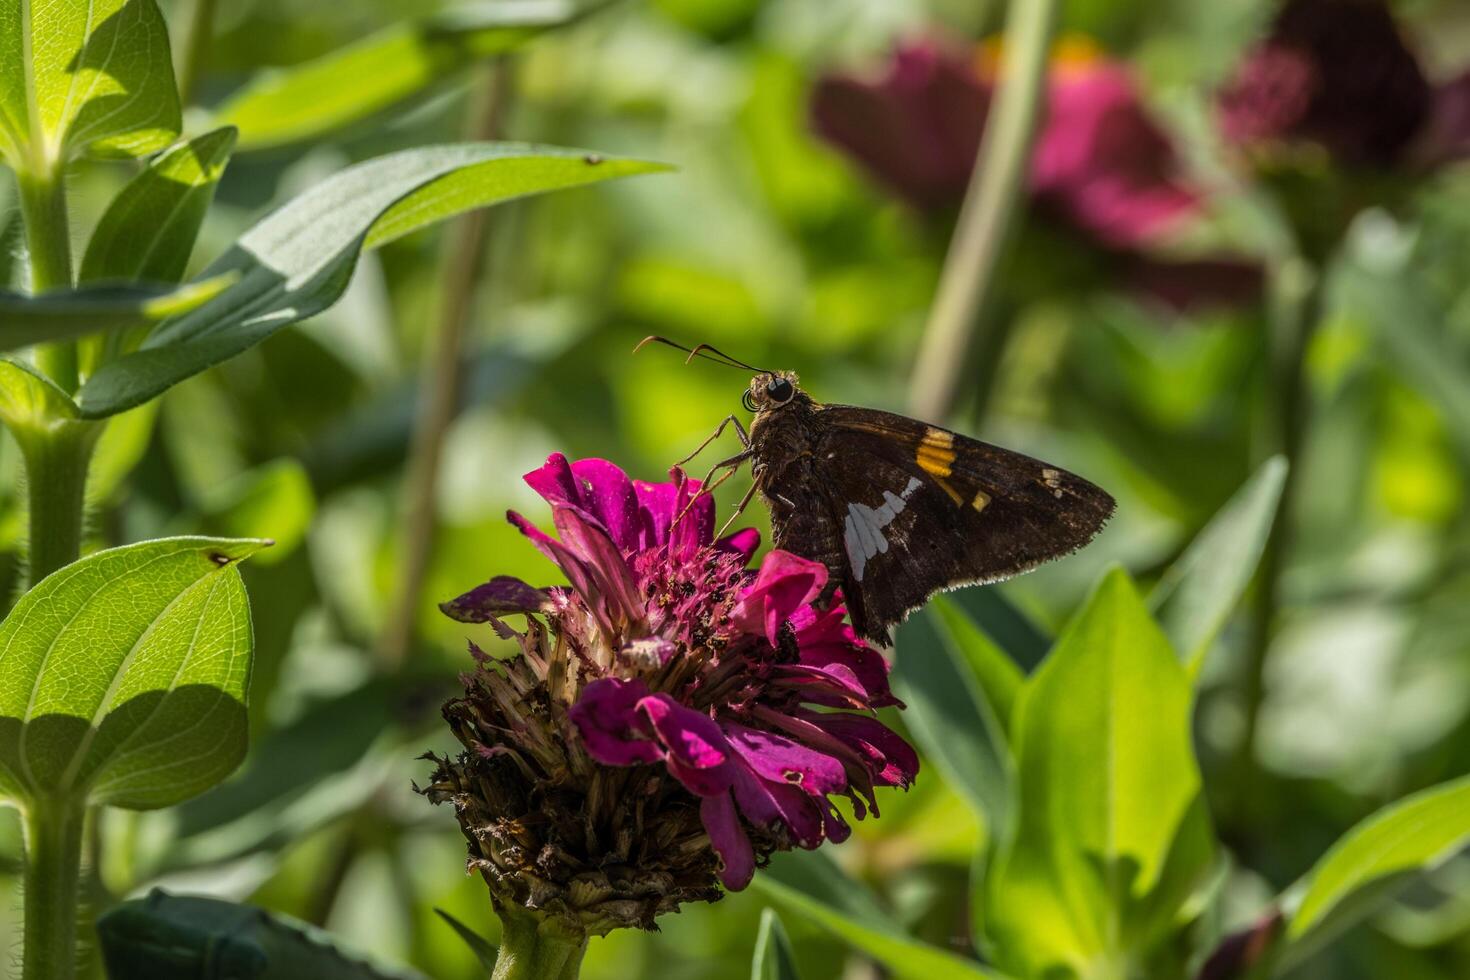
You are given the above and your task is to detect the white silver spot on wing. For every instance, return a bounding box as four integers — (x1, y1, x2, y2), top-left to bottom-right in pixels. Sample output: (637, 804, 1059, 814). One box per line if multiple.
(844, 477, 923, 582)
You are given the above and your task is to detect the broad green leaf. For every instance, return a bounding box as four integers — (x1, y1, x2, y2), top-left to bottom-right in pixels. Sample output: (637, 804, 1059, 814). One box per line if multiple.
(81, 128, 237, 284)
(0, 536, 265, 808)
(1150, 457, 1287, 672)
(216, 1, 588, 151)
(0, 357, 79, 432)
(893, 599, 1016, 840)
(0, 276, 235, 352)
(98, 889, 425, 979)
(434, 909, 498, 973)
(0, 0, 180, 169)
(752, 908, 803, 980)
(986, 568, 1215, 978)
(1280, 775, 1470, 969)
(754, 851, 1005, 980)
(948, 586, 1051, 673)
(75, 143, 669, 418)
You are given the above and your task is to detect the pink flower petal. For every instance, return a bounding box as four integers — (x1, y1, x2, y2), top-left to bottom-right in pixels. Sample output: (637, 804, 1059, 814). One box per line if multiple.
(724, 722, 847, 797)
(729, 758, 824, 848)
(733, 550, 828, 645)
(439, 576, 550, 622)
(570, 678, 662, 767)
(715, 527, 761, 562)
(638, 694, 733, 796)
(701, 792, 755, 890)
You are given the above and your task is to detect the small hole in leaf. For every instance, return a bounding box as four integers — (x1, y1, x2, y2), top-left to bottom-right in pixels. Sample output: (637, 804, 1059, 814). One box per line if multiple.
(208, 552, 231, 566)
(584, 154, 604, 165)
(784, 770, 802, 784)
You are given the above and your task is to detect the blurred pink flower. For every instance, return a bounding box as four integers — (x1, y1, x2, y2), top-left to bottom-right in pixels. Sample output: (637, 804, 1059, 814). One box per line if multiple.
(1219, 0, 1470, 170)
(811, 37, 1262, 310)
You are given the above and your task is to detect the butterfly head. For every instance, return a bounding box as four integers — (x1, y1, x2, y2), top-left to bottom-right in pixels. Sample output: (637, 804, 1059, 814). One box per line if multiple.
(742, 371, 801, 414)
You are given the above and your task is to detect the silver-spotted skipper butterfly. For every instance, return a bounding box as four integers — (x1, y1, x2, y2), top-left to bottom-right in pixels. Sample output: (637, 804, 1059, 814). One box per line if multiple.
(637, 337, 1116, 643)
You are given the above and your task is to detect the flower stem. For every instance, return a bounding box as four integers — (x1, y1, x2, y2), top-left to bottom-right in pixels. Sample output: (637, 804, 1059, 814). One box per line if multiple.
(378, 61, 512, 667)
(491, 904, 586, 980)
(18, 421, 100, 586)
(15, 167, 78, 392)
(174, 0, 218, 106)
(906, 0, 1057, 423)
(21, 797, 87, 980)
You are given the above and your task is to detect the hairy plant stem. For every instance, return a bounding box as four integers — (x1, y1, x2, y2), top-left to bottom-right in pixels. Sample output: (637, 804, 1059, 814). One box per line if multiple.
(21, 797, 87, 980)
(491, 903, 586, 980)
(905, 0, 1057, 422)
(18, 421, 101, 586)
(175, 0, 219, 105)
(16, 168, 78, 392)
(378, 62, 512, 667)
(1234, 260, 1323, 808)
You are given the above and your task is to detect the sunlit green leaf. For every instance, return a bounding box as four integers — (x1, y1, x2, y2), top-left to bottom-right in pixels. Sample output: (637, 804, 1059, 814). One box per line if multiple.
(754, 851, 1004, 980)
(751, 908, 802, 980)
(1280, 775, 1470, 970)
(986, 568, 1214, 978)
(1150, 456, 1287, 672)
(216, 1, 591, 151)
(0, 276, 235, 352)
(0, 357, 79, 433)
(75, 143, 670, 419)
(0, 537, 265, 808)
(81, 128, 237, 285)
(0, 0, 180, 169)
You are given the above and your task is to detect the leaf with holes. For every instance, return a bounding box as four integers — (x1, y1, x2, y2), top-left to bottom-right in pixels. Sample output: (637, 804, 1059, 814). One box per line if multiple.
(0, 0, 181, 169)
(0, 537, 266, 809)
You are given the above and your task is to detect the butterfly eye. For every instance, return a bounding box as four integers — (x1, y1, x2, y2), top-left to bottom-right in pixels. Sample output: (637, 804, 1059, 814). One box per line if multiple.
(766, 377, 794, 403)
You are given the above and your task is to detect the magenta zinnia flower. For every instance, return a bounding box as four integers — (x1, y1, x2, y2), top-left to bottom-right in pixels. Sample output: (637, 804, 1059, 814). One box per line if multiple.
(423, 454, 916, 932)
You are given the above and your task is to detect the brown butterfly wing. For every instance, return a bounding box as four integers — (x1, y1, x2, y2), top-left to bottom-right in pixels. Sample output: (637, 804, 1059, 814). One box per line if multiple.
(791, 405, 1115, 642)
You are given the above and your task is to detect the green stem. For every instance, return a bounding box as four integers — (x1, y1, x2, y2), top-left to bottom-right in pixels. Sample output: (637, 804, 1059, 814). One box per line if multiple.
(906, 0, 1057, 422)
(21, 797, 87, 980)
(1234, 260, 1323, 806)
(175, 0, 219, 106)
(378, 61, 512, 667)
(19, 421, 101, 586)
(15, 168, 78, 392)
(491, 904, 586, 980)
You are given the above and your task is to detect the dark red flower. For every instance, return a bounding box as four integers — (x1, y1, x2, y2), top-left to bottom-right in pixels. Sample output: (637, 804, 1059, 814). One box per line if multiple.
(426, 453, 917, 926)
(1218, 0, 1437, 168)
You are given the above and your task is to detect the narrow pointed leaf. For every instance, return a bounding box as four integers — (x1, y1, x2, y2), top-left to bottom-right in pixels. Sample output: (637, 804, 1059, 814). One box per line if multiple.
(0, 537, 266, 808)
(893, 599, 1016, 839)
(986, 568, 1214, 978)
(1150, 457, 1287, 671)
(216, 0, 590, 151)
(752, 908, 803, 980)
(81, 128, 238, 284)
(0, 0, 180, 168)
(1280, 775, 1470, 970)
(75, 143, 669, 419)
(753, 851, 1005, 980)
(434, 909, 498, 973)
(0, 276, 235, 351)
(0, 358, 79, 432)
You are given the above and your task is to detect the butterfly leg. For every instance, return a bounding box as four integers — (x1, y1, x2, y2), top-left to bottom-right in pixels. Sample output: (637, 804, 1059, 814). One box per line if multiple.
(672, 448, 753, 529)
(675, 415, 751, 466)
(715, 478, 762, 540)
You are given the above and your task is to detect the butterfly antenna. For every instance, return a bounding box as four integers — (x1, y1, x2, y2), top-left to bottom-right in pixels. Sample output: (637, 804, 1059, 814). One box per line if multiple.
(633, 336, 769, 373)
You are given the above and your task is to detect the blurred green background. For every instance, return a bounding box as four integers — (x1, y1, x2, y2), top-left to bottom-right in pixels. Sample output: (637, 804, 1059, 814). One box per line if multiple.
(4, 0, 1470, 977)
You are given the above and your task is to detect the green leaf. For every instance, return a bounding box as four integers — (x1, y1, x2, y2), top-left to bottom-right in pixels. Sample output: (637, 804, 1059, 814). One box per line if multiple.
(0, 536, 265, 808)
(986, 568, 1215, 978)
(0, 0, 181, 169)
(75, 143, 669, 419)
(80, 128, 237, 284)
(752, 908, 803, 980)
(893, 598, 1017, 839)
(0, 276, 235, 352)
(216, 1, 590, 152)
(0, 357, 79, 432)
(98, 889, 425, 979)
(1280, 775, 1470, 969)
(753, 851, 1005, 980)
(1149, 457, 1287, 672)
(434, 908, 498, 973)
